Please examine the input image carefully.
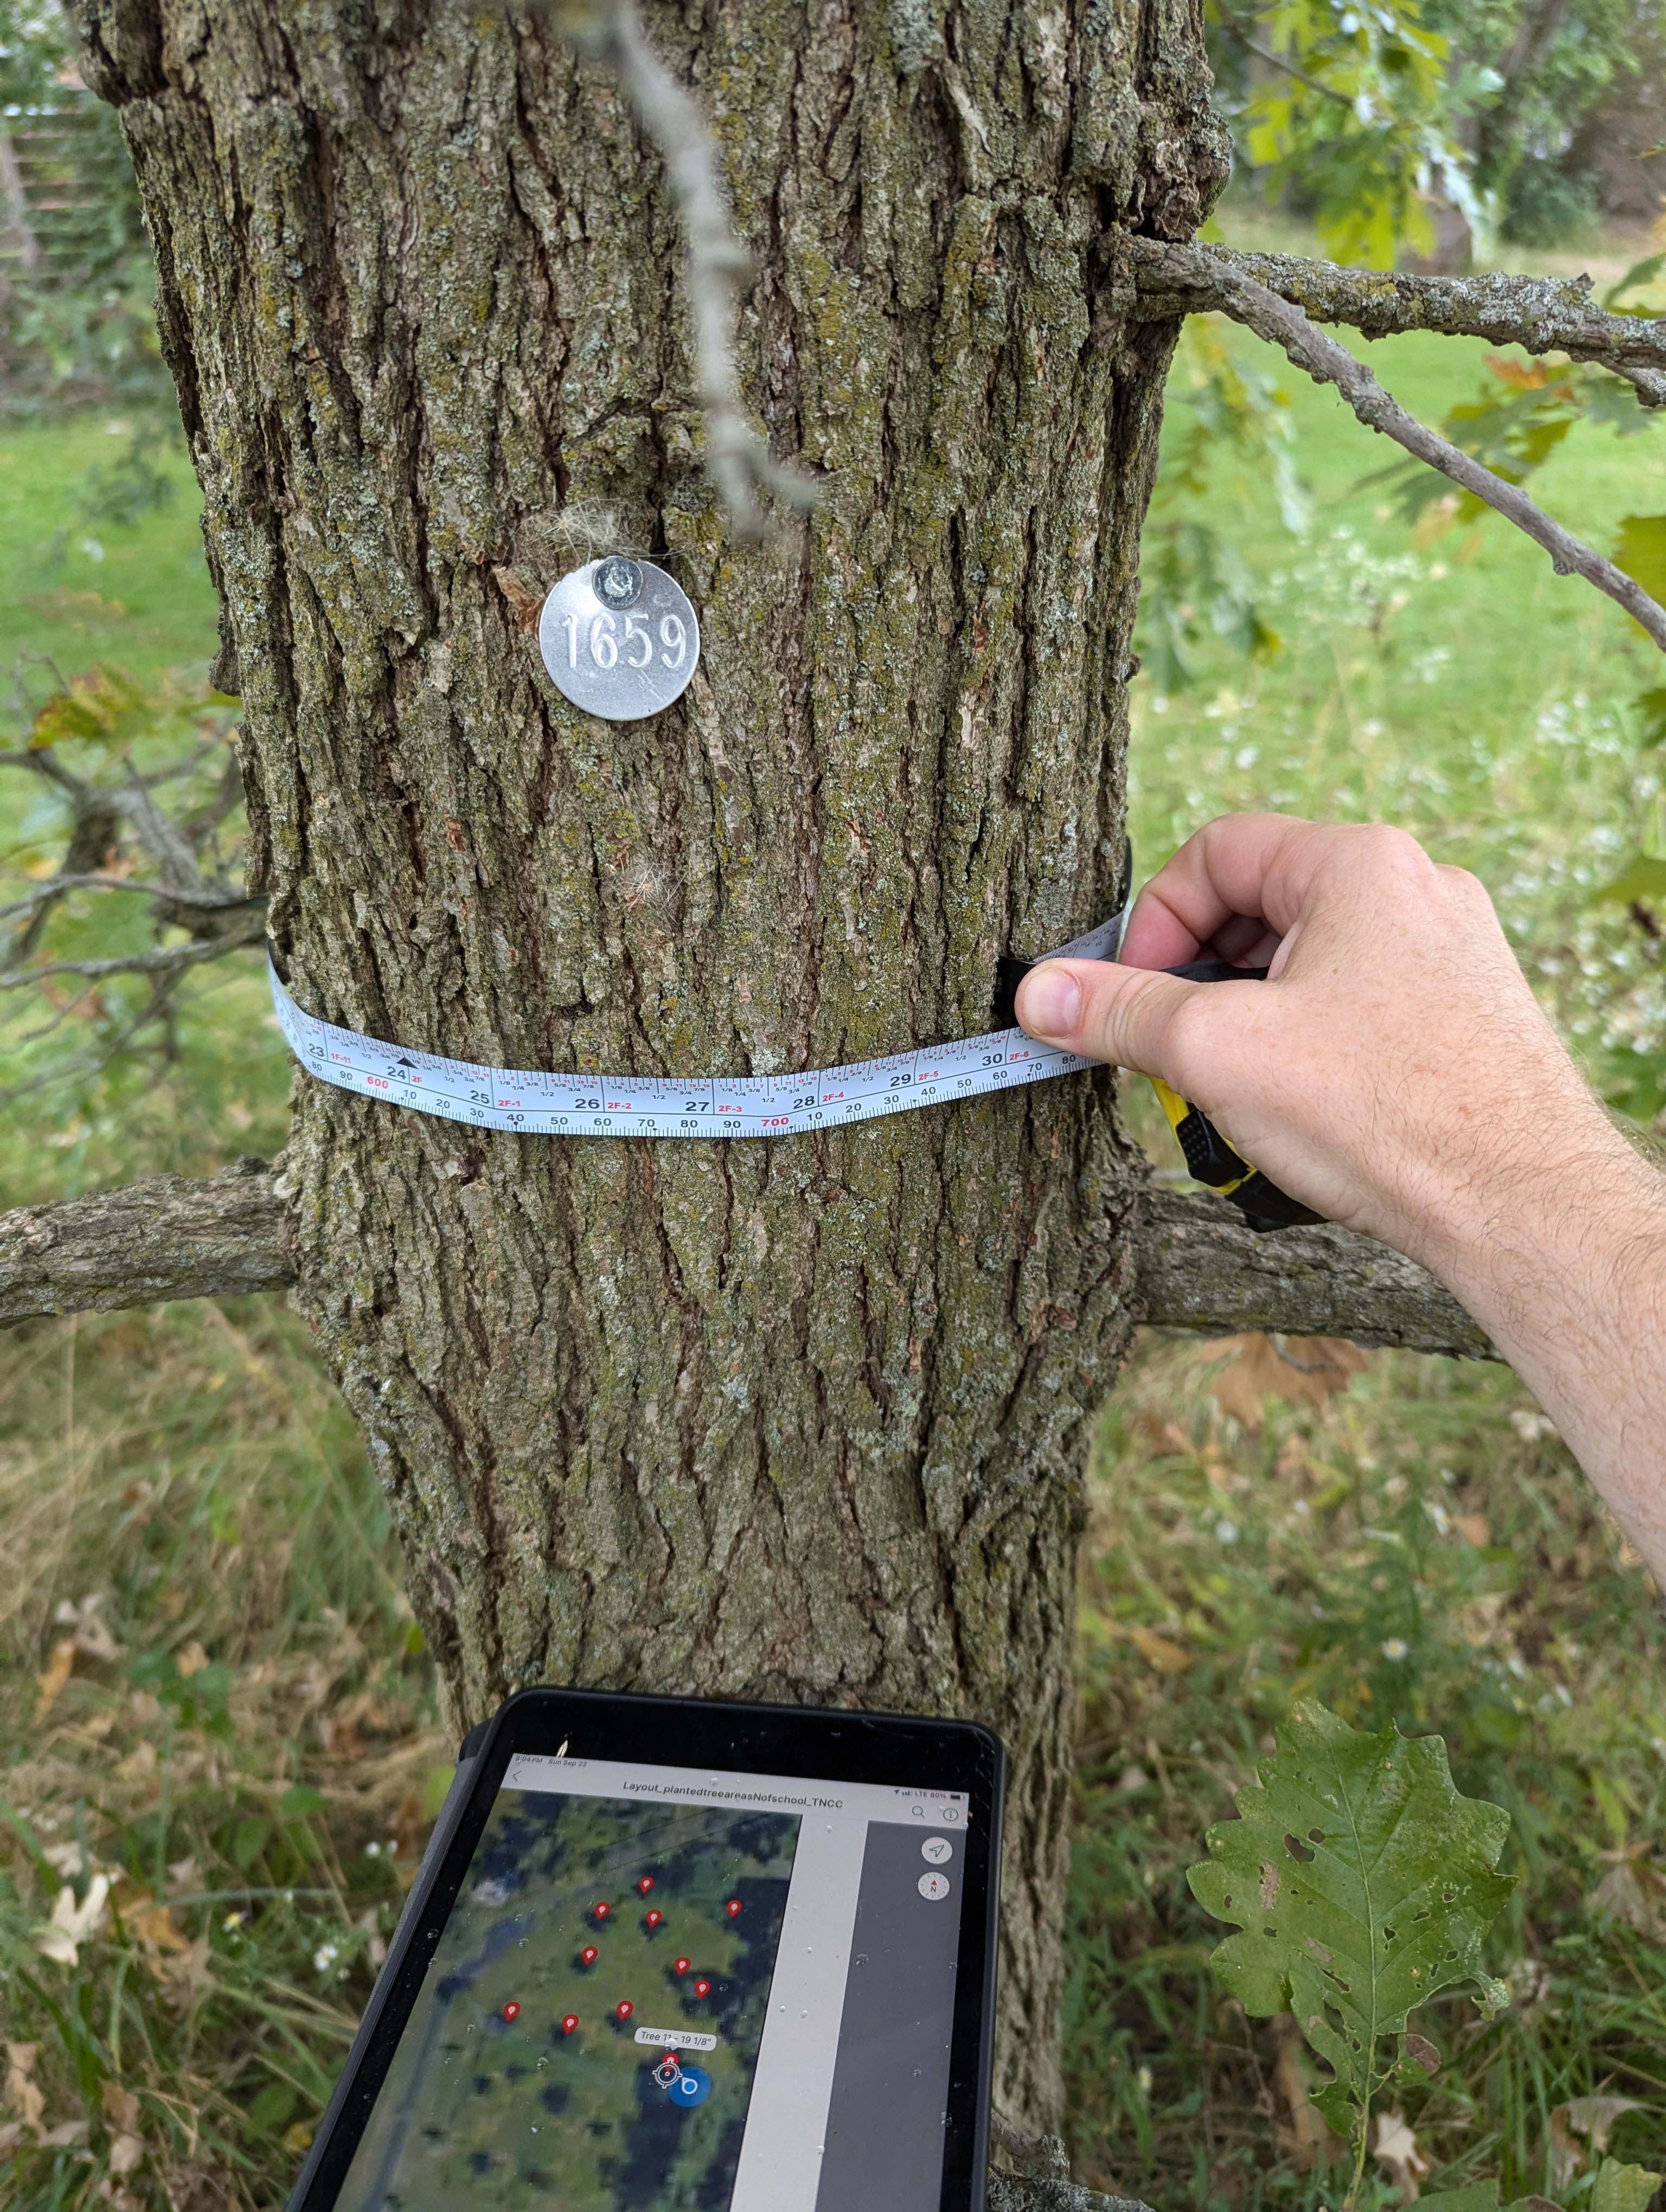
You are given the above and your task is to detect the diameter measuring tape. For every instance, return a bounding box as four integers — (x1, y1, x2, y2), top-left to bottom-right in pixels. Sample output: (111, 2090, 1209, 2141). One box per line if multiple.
(267, 899, 1129, 1143)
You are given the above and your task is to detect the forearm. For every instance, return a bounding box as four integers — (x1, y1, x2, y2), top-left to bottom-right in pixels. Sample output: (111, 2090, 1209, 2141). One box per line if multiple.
(1424, 1129, 1666, 1584)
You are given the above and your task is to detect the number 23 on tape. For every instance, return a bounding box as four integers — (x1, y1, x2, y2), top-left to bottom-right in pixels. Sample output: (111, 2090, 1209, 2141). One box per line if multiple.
(539, 555, 699, 722)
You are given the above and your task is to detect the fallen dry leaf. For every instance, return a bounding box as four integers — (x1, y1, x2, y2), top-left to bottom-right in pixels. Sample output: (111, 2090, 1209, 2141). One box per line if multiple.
(1550, 2092, 1645, 2185)
(1374, 2108, 1431, 2200)
(1206, 1335, 1370, 1429)
(100, 2081, 139, 2133)
(34, 1638, 76, 1720)
(5, 2042, 43, 2133)
(175, 1641, 210, 1679)
(163, 1932, 214, 2000)
(1272, 2031, 1345, 2171)
(108, 2131, 145, 2176)
(1124, 1623, 1190, 1674)
(1589, 1861, 1666, 1940)
(33, 1874, 111, 1967)
(132, 1901, 191, 1956)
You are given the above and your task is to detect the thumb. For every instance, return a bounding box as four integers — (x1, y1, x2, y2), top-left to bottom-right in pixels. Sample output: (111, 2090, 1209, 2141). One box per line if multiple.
(1014, 957, 1204, 1080)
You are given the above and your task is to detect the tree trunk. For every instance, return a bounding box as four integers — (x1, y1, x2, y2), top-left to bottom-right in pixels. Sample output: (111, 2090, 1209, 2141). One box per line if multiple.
(71, 0, 1227, 2132)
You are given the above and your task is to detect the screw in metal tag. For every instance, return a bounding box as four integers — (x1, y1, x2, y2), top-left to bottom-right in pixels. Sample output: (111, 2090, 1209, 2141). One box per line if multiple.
(538, 556, 701, 721)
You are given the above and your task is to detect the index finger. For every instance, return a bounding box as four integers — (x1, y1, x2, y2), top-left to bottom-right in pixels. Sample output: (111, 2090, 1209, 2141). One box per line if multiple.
(1118, 814, 1325, 969)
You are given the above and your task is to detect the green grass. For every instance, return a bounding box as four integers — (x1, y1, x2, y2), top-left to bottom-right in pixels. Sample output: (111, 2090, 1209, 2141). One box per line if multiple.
(2, 246, 1665, 2210)
(0, 419, 218, 696)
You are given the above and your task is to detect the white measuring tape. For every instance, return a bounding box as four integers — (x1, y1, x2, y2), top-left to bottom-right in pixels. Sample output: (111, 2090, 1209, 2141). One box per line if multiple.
(268, 901, 1128, 1141)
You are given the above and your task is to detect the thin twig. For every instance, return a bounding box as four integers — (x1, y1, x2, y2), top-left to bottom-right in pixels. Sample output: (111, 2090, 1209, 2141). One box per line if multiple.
(1179, 256, 1666, 652)
(584, 0, 817, 538)
(0, 876, 260, 925)
(0, 972, 188, 1105)
(0, 923, 267, 993)
(1214, 12, 1354, 107)
(1129, 239, 1666, 404)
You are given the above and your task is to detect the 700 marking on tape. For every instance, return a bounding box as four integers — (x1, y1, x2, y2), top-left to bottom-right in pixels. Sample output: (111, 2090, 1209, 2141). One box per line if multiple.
(268, 964, 1096, 1140)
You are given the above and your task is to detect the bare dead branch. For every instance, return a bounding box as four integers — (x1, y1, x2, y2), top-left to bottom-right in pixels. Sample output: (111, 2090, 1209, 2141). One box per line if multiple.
(1129, 238, 1666, 402)
(574, 0, 817, 538)
(1138, 247, 1666, 651)
(3, 1163, 1494, 1359)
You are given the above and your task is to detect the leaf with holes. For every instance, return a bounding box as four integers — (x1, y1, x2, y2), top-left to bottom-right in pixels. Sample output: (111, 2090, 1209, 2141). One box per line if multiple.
(1187, 1701, 1514, 2149)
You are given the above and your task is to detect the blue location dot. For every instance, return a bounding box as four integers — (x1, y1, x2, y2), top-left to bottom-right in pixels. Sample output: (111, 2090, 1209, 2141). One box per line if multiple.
(667, 2066, 712, 2108)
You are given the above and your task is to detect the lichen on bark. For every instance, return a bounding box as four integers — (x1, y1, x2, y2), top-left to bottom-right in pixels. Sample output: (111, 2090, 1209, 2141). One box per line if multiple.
(71, 0, 1228, 2129)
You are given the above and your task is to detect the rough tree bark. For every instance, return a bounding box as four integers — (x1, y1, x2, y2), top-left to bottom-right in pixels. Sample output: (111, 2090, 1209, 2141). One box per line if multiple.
(69, 0, 1229, 2134)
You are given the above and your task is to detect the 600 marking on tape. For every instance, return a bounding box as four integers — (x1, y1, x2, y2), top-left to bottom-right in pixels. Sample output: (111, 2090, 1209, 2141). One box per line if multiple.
(270, 966, 1098, 1139)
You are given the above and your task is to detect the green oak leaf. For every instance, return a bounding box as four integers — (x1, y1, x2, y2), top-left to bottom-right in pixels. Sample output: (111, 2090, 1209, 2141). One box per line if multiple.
(1187, 1701, 1514, 2143)
(1592, 2161, 1665, 2212)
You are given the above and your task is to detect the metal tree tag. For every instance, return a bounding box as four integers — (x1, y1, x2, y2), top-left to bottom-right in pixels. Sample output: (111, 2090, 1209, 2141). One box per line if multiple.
(538, 555, 701, 720)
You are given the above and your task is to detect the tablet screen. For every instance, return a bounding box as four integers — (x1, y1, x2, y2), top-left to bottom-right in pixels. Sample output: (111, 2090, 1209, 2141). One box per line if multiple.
(336, 1751, 971, 2212)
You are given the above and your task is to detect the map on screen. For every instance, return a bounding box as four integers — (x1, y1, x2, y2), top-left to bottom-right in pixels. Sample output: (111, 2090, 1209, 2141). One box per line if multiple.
(339, 1790, 798, 2212)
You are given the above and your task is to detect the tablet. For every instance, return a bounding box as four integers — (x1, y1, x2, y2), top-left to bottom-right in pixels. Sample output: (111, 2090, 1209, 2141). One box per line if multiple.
(287, 1686, 1005, 2212)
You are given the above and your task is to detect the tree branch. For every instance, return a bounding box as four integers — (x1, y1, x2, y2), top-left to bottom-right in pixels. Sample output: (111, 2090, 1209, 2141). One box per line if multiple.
(2, 1166, 1492, 1357)
(558, 0, 817, 538)
(1131, 242, 1666, 650)
(0, 917, 267, 993)
(1131, 1188, 1496, 1359)
(1129, 238, 1666, 405)
(1212, 12, 1354, 106)
(0, 1159, 292, 1325)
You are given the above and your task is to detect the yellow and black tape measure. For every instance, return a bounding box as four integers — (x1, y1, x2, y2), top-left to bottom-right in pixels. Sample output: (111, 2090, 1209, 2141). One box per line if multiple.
(1151, 960, 1320, 1234)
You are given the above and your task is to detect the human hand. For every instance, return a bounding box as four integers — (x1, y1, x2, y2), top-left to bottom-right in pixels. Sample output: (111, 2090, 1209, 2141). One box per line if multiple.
(1016, 812, 1666, 1580)
(1013, 814, 1628, 1287)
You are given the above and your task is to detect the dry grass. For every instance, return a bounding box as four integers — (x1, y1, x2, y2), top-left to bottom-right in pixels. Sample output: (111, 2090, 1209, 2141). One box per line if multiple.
(0, 1300, 445, 2211)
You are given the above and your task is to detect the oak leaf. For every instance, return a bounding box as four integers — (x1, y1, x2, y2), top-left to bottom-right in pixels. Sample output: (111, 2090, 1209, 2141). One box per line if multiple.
(1187, 1701, 1513, 2144)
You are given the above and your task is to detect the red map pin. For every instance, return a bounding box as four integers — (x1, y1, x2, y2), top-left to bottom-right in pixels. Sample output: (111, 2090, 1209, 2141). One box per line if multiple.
(637, 1875, 655, 1895)
(725, 1899, 742, 1918)
(674, 1957, 691, 1976)
(616, 1999, 634, 2021)
(502, 2001, 521, 2022)
(580, 1946, 599, 1966)
(561, 2014, 579, 2035)
(593, 1901, 611, 1921)
(645, 1908, 663, 1928)
(693, 1978, 712, 1998)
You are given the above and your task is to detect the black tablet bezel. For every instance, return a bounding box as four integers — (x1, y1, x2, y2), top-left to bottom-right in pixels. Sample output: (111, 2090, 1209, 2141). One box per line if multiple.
(286, 1686, 1005, 2212)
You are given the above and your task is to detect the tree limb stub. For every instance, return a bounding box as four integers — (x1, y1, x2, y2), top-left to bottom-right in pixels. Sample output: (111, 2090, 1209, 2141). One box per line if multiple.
(1129, 237, 1666, 406)
(0, 1158, 293, 1325)
(1132, 242, 1666, 651)
(1131, 1188, 1496, 1359)
(0, 1166, 1491, 1356)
